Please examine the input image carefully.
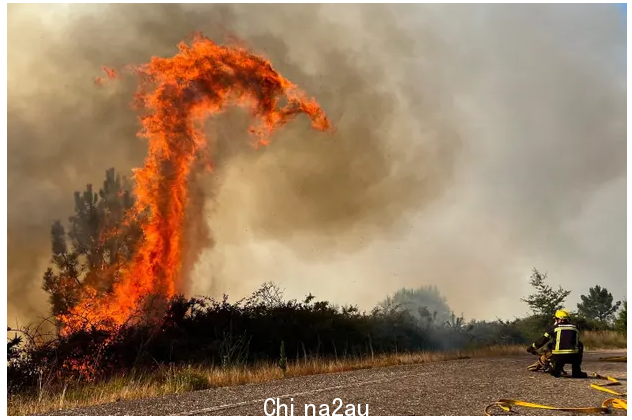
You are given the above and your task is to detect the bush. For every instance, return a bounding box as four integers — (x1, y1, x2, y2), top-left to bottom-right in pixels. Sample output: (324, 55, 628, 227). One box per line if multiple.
(614, 300, 627, 335)
(572, 315, 611, 332)
(7, 285, 530, 395)
(7, 331, 42, 396)
(12, 276, 625, 397)
(581, 331, 627, 349)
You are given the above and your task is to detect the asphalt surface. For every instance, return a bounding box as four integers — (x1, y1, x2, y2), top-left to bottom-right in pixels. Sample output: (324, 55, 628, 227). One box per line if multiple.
(50, 350, 626, 416)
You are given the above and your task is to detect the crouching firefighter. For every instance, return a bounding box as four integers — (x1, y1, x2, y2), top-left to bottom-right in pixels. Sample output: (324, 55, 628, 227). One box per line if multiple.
(525, 309, 588, 378)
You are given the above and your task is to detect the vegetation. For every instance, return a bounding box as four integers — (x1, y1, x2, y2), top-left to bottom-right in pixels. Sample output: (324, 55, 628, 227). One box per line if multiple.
(42, 168, 141, 320)
(6, 168, 627, 415)
(577, 285, 622, 324)
(581, 330, 627, 350)
(6, 283, 526, 395)
(8, 345, 525, 416)
(520, 268, 571, 318)
(615, 299, 627, 334)
(378, 285, 453, 326)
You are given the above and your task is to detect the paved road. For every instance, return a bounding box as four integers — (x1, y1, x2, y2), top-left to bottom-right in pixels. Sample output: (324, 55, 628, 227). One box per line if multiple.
(52, 350, 626, 416)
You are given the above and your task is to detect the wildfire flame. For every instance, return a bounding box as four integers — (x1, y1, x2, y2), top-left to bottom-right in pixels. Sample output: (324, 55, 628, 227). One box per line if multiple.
(61, 33, 331, 335)
(93, 66, 118, 85)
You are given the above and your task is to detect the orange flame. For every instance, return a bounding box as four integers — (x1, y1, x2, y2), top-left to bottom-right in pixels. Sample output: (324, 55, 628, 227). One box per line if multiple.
(61, 34, 331, 335)
(94, 66, 118, 85)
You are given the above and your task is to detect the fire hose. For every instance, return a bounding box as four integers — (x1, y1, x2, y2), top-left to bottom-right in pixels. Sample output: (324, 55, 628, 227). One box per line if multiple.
(485, 356, 627, 415)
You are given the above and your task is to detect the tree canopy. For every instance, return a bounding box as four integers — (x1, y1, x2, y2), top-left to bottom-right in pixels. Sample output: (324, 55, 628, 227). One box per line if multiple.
(520, 268, 571, 317)
(378, 285, 453, 326)
(576, 285, 621, 324)
(614, 299, 627, 334)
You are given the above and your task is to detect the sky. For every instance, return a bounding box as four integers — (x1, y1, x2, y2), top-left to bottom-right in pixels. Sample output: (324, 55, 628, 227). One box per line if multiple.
(6, 4, 627, 326)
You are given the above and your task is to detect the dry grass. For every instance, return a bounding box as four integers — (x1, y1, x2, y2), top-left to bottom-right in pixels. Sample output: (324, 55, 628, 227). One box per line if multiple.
(582, 330, 627, 350)
(8, 332, 626, 415)
(8, 345, 524, 415)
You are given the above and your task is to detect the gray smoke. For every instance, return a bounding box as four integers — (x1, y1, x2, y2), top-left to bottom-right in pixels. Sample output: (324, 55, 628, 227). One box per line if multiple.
(7, 4, 625, 326)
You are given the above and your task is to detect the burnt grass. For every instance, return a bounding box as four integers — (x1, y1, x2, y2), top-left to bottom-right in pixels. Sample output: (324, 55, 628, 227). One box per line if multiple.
(6, 287, 578, 397)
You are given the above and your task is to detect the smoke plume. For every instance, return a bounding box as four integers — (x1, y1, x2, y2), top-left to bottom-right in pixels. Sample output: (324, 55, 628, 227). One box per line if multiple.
(7, 4, 626, 326)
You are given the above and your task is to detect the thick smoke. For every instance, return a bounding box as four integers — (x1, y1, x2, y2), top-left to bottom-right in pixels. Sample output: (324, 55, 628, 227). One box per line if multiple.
(7, 4, 626, 326)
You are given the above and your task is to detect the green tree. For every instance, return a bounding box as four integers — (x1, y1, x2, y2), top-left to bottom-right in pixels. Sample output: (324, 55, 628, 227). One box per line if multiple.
(42, 220, 83, 317)
(576, 285, 621, 324)
(42, 168, 141, 318)
(614, 299, 626, 334)
(520, 268, 571, 317)
(378, 285, 453, 326)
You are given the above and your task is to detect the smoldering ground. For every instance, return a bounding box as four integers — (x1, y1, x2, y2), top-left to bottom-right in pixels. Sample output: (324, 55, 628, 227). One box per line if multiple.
(7, 4, 626, 326)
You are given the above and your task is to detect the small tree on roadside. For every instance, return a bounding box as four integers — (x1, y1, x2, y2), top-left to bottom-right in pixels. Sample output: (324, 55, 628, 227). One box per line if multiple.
(576, 285, 621, 324)
(520, 268, 571, 317)
(614, 299, 627, 334)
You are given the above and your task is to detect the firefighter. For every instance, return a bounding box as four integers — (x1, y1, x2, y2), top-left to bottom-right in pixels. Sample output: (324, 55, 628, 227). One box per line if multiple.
(525, 309, 588, 378)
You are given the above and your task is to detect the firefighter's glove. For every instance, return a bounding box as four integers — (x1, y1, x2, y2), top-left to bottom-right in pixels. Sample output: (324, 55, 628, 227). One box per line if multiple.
(526, 346, 537, 355)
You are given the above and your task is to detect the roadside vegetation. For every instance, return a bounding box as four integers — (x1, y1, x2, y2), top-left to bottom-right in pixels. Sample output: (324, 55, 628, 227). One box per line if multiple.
(8, 344, 528, 415)
(7, 169, 627, 415)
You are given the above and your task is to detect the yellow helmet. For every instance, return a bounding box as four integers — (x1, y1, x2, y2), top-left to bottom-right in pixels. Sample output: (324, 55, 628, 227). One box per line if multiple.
(555, 309, 570, 319)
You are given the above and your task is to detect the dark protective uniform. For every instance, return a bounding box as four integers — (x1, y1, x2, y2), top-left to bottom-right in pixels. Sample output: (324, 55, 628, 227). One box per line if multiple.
(527, 321, 588, 378)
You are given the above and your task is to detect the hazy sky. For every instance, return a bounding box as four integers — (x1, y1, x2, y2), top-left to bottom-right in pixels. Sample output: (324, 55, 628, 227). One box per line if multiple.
(7, 4, 627, 326)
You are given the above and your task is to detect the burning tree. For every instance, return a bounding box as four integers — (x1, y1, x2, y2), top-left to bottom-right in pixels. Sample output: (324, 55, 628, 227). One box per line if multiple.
(42, 168, 141, 322)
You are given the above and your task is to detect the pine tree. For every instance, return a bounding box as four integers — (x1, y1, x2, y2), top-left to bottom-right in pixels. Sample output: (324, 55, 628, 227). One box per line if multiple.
(42, 168, 142, 318)
(576, 285, 621, 324)
(42, 221, 82, 317)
